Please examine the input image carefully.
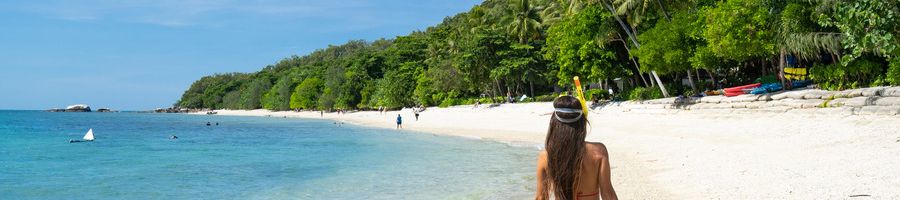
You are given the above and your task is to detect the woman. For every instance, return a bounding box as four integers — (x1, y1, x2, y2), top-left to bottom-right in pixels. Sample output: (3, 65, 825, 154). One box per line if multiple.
(536, 96, 617, 200)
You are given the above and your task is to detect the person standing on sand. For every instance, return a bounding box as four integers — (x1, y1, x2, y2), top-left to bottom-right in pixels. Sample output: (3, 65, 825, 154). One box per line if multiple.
(536, 96, 617, 200)
(396, 114, 402, 129)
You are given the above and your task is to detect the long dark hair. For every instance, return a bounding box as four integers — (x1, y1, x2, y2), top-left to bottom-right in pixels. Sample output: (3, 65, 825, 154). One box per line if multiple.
(541, 96, 588, 200)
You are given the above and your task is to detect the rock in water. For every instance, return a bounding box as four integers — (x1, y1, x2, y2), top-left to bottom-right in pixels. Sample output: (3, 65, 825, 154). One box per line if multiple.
(65, 104, 91, 112)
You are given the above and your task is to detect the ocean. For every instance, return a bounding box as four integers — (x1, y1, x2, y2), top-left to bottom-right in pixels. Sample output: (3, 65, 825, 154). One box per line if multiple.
(0, 111, 536, 199)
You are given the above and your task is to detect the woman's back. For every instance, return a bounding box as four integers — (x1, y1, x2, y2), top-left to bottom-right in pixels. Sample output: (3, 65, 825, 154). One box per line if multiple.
(537, 142, 616, 200)
(537, 96, 616, 200)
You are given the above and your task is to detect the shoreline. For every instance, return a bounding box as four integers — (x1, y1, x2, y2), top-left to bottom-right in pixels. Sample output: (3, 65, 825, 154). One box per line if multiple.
(196, 102, 900, 199)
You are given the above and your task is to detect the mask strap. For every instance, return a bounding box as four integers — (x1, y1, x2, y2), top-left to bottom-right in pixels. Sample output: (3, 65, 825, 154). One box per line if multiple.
(554, 108, 583, 123)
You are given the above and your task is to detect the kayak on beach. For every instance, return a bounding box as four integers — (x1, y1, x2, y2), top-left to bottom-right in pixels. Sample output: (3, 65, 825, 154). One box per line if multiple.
(724, 83, 762, 93)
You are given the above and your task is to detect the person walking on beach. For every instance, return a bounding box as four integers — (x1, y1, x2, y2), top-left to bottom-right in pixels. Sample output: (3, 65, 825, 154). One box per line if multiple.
(396, 114, 402, 129)
(414, 110, 420, 121)
(536, 96, 617, 200)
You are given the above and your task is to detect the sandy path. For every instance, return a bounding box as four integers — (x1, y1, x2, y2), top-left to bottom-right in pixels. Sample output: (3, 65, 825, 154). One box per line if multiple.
(202, 103, 900, 199)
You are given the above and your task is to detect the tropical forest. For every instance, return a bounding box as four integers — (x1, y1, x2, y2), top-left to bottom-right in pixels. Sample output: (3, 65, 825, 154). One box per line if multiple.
(177, 0, 900, 111)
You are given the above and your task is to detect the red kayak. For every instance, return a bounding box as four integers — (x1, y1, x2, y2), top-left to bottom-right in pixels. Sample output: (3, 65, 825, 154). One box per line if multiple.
(724, 83, 761, 93)
(724, 90, 745, 97)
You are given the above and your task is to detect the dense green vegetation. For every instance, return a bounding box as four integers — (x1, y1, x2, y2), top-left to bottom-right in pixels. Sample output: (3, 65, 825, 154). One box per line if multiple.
(178, 0, 900, 110)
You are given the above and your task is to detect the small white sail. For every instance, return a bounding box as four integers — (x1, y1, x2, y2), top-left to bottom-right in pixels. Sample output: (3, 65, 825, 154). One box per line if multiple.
(83, 128, 94, 141)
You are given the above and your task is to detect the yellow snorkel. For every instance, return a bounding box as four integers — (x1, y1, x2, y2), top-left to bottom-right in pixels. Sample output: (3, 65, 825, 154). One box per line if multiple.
(573, 76, 588, 117)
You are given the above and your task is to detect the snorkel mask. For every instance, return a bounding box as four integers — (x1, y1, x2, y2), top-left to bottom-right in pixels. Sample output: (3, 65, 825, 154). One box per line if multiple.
(554, 76, 589, 123)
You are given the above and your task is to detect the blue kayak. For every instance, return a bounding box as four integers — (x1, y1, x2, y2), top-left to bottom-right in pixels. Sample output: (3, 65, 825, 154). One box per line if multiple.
(791, 80, 811, 88)
(750, 83, 784, 94)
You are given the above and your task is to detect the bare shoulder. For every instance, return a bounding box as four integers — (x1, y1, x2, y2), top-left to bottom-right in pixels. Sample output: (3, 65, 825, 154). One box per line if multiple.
(584, 142, 609, 160)
(537, 150, 548, 167)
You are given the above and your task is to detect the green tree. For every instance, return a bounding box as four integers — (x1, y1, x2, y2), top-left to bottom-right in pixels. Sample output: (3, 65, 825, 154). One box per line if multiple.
(374, 63, 418, 108)
(634, 10, 705, 91)
(290, 78, 323, 110)
(702, 0, 775, 61)
(263, 76, 296, 111)
(545, 6, 628, 85)
(222, 90, 242, 109)
(240, 79, 271, 109)
(815, 0, 900, 63)
(577, 0, 672, 97)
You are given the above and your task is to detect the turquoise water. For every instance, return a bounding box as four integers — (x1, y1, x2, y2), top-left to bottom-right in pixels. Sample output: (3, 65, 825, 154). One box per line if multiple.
(0, 111, 536, 199)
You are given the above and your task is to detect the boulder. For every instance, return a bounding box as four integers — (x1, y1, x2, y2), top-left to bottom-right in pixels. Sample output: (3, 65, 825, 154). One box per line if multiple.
(730, 102, 750, 109)
(822, 99, 842, 108)
(707, 103, 728, 109)
(861, 87, 887, 97)
(802, 89, 833, 99)
(733, 94, 760, 102)
(882, 87, 900, 97)
(786, 90, 810, 99)
(854, 106, 899, 115)
(763, 100, 787, 108)
(756, 94, 774, 101)
(720, 96, 737, 103)
(770, 91, 790, 100)
(700, 96, 725, 104)
(777, 99, 824, 108)
(829, 96, 877, 107)
(874, 97, 900, 106)
(800, 99, 826, 108)
(745, 101, 767, 109)
(835, 88, 865, 98)
(781, 99, 806, 108)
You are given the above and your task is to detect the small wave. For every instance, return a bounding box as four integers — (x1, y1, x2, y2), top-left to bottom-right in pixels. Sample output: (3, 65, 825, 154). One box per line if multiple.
(458, 135, 484, 140)
(498, 141, 543, 150)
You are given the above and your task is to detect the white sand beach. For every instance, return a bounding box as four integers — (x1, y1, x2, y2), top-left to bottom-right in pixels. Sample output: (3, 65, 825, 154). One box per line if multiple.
(202, 102, 900, 199)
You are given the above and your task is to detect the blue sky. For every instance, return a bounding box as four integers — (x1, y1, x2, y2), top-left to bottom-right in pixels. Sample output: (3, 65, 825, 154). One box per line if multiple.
(0, 0, 482, 110)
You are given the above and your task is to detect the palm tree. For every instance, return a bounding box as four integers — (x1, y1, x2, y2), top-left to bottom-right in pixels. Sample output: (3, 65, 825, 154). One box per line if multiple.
(597, 0, 670, 97)
(613, 0, 675, 24)
(540, 1, 564, 26)
(556, 0, 671, 97)
(502, 0, 544, 99)
(774, 1, 843, 88)
(610, 0, 697, 95)
(504, 0, 543, 44)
